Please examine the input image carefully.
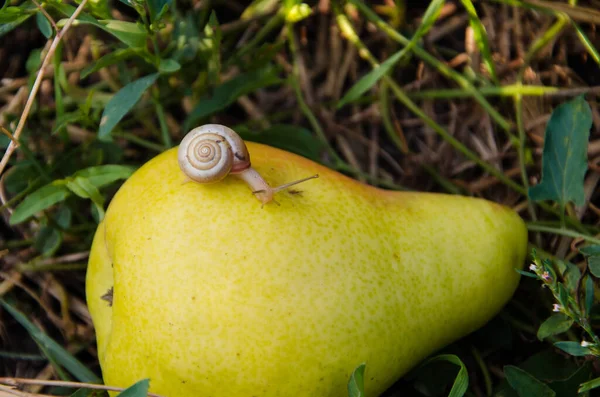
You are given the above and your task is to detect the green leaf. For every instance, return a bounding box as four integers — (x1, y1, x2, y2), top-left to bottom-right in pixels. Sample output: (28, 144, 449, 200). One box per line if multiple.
(147, 0, 172, 22)
(238, 124, 324, 161)
(10, 183, 71, 225)
(585, 275, 594, 315)
(504, 365, 556, 397)
(55, 205, 72, 229)
(580, 245, 600, 256)
(65, 176, 106, 220)
(515, 269, 538, 278)
(116, 379, 150, 396)
(347, 363, 366, 397)
(549, 362, 592, 396)
(158, 58, 181, 73)
(554, 341, 592, 357)
(417, 354, 469, 397)
(459, 0, 498, 83)
(588, 256, 600, 278)
(0, 2, 34, 37)
(537, 313, 574, 341)
(73, 165, 135, 189)
(579, 376, 600, 393)
(337, 0, 444, 108)
(0, 300, 101, 383)
(81, 48, 141, 79)
(528, 95, 592, 207)
(36, 11, 53, 38)
(184, 65, 281, 130)
(53, 3, 148, 48)
(34, 226, 62, 257)
(99, 73, 159, 140)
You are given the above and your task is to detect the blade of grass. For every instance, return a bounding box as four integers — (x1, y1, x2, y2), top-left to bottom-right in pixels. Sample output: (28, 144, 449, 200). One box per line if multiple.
(337, 0, 445, 108)
(335, 9, 526, 195)
(459, 0, 499, 84)
(348, 0, 513, 135)
(0, 300, 101, 383)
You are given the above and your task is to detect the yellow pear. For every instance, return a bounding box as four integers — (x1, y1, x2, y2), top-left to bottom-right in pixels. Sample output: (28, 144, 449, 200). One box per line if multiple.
(86, 133, 527, 396)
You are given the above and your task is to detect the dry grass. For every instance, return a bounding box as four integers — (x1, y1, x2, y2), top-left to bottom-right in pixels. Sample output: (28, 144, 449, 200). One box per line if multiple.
(0, 0, 599, 395)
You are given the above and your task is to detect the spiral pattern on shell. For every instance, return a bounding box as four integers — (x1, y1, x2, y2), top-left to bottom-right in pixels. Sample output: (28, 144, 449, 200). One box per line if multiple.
(178, 124, 251, 183)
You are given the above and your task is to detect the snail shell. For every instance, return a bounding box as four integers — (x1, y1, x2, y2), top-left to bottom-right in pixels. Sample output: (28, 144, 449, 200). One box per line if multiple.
(177, 124, 251, 183)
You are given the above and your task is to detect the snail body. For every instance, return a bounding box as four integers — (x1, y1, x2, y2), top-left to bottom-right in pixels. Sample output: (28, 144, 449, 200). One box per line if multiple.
(177, 124, 318, 205)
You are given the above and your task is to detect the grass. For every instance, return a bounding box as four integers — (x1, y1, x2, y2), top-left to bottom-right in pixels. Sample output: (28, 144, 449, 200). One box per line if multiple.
(1, 0, 600, 396)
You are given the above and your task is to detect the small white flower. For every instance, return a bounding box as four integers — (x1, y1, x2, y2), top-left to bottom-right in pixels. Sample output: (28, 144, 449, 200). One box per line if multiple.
(529, 264, 538, 272)
(542, 272, 552, 282)
(553, 304, 562, 312)
(581, 341, 593, 347)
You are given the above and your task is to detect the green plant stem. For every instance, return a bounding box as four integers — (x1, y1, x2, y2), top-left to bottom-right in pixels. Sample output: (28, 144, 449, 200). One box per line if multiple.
(408, 85, 560, 99)
(526, 224, 600, 245)
(349, 0, 513, 135)
(335, 11, 526, 195)
(470, 346, 492, 397)
(112, 132, 165, 152)
(153, 89, 172, 148)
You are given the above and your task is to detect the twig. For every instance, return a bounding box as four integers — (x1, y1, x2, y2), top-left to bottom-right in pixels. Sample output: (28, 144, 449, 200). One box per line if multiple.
(0, 378, 166, 397)
(0, 0, 89, 176)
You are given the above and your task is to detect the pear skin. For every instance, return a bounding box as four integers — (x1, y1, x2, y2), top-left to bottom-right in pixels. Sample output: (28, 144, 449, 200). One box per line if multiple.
(86, 141, 528, 396)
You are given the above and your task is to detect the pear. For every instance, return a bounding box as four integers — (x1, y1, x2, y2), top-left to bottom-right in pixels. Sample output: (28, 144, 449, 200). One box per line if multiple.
(86, 141, 527, 397)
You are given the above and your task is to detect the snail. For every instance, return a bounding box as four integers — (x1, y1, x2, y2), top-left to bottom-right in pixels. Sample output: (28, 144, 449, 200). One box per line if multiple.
(177, 124, 318, 205)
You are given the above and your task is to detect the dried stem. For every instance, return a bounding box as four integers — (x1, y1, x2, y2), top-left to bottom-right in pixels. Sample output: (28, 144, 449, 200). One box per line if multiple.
(0, 0, 89, 176)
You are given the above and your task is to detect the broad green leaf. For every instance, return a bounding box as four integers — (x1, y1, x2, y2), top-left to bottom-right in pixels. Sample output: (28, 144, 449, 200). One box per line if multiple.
(73, 165, 135, 188)
(55, 205, 72, 229)
(238, 124, 324, 161)
(99, 73, 159, 140)
(53, 3, 148, 48)
(10, 183, 71, 225)
(36, 11, 53, 38)
(65, 176, 105, 205)
(81, 48, 141, 79)
(147, 0, 173, 22)
(65, 176, 106, 220)
(537, 313, 573, 341)
(588, 256, 600, 278)
(0, 2, 34, 37)
(554, 341, 592, 357)
(549, 362, 592, 396)
(99, 20, 148, 48)
(158, 58, 181, 73)
(580, 245, 600, 277)
(337, 0, 444, 108)
(528, 95, 592, 207)
(580, 245, 600, 256)
(504, 365, 556, 397)
(34, 226, 62, 257)
(579, 376, 600, 393)
(0, 300, 101, 383)
(184, 66, 281, 130)
(347, 363, 366, 397)
(117, 379, 150, 396)
(419, 355, 468, 397)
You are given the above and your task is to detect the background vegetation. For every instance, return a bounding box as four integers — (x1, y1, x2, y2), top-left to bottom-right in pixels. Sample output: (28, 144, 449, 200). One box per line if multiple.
(1, 0, 600, 396)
